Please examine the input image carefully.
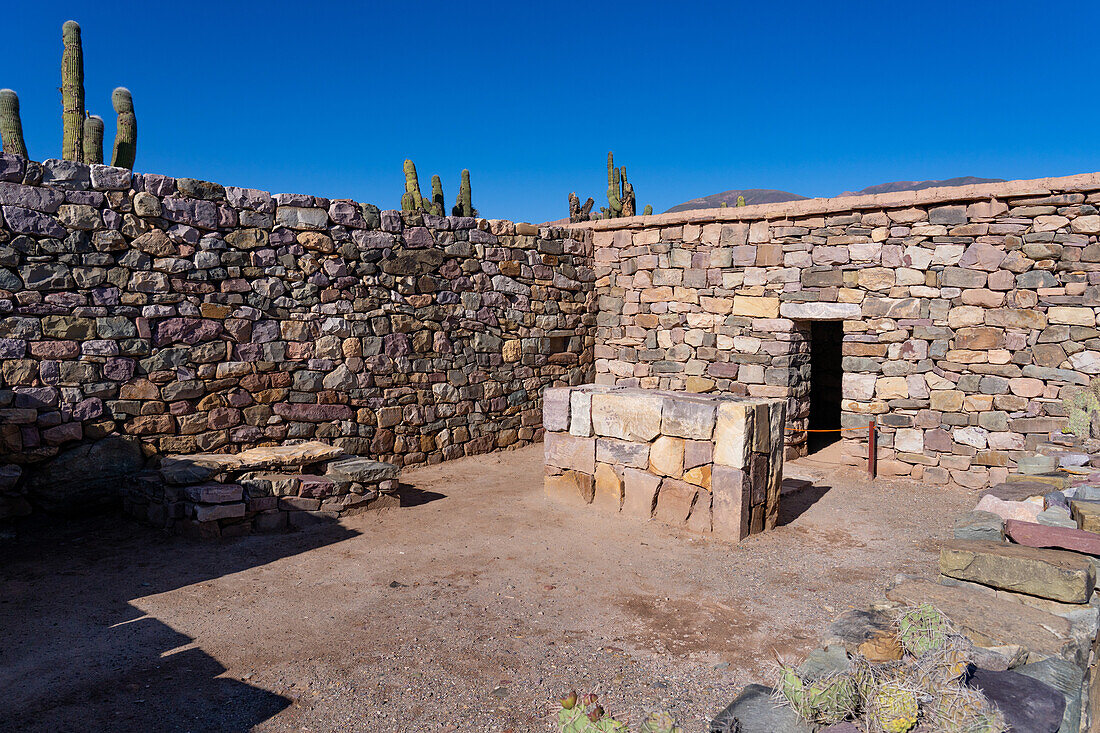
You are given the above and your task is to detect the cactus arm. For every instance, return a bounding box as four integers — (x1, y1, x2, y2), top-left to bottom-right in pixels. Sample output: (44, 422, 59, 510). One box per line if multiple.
(429, 174, 445, 215)
(643, 204, 652, 216)
(0, 89, 28, 158)
(61, 20, 85, 161)
(110, 87, 137, 169)
(82, 114, 104, 164)
(402, 159, 424, 211)
(458, 169, 472, 217)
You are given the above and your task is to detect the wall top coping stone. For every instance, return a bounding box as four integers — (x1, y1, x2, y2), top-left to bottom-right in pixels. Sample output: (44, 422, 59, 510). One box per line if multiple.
(570, 170, 1100, 231)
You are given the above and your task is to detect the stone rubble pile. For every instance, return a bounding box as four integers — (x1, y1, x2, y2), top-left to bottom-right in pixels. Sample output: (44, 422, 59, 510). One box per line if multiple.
(542, 385, 785, 540)
(710, 452, 1100, 732)
(122, 440, 399, 539)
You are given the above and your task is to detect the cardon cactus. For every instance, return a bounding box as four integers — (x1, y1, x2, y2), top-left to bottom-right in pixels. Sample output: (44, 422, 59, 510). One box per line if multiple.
(82, 114, 104, 164)
(427, 174, 445, 216)
(110, 87, 137, 169)
(620, 167, 636, 217)
(606, 152, 623, 218)
(896, 603, 950, 657)
(776, 665, 859, 725)
(643, 204, 652, 216)
(930, 684, 1006, 733)
(866, 682, 919, 733)
(401, 159, 424, 211)
(61, 20, 85, 161)
(452, 168, 475, 217)
(0, 89, 27, 158)
(638, 711, 682, 733)
(569, 192, 594, 222)
(736, 195, 745, 207)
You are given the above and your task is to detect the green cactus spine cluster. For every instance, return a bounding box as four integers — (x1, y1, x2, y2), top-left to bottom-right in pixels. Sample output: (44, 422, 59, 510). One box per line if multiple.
(556, 693, 627, 733)
(0, 89, 27, 158)
(61, 20, 85, 161)
(931, 684, 1006, 733)
(642, 204, 652, 216)
(777, 666, 859, 725)
(638, 711, 682, 733)
(867, 682, 919, 733)
(452, 168, 475, 217)
(110, 87, 137, 169)
(426, 174, 444, 216)
(896, 603, 950, 657)
(401, 159, 425, 212)
(737, 195, 746, 207)
(82, 114, 104, 164)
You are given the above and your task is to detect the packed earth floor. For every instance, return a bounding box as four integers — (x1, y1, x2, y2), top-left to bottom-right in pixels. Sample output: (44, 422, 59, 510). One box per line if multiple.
(1, 444, 974, 732)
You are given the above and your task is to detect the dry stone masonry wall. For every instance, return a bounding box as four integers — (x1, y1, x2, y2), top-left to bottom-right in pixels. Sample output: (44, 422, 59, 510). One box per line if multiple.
(0, 153, 595, 520)
(586, 173, 1100, 490)
(542, 385, 785, 540)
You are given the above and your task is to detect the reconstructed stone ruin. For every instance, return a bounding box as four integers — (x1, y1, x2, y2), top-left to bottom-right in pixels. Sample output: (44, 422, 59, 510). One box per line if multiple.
(586, 173, 1100, 490)
(0, 153, 594, 525)
(543, 385, 784, 540)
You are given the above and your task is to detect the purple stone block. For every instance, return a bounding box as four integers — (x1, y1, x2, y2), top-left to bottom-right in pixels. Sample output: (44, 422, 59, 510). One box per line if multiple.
(383, 333, 410, 357)
(141, 173, 177, 196)
(89, 164, 132, 190)
(269, 227, 296, 246)
(328, 200, 367, 228)
(0, 181, 65, 212)
(273, 192, 314, 207)
(0, 153, 25, 182)
(351, 230, 394, 249)
(469, 228, 497, 244)
(2, 206, 65, 237)
(380, 210, 403, 232)
(73, 397, 104, 421)
(103, 357, 135, 381)
(404, 227, 434, 248)
(225, 185, 274, 212)
(102, 209, 122, 230)
(0, 338, 26, 358)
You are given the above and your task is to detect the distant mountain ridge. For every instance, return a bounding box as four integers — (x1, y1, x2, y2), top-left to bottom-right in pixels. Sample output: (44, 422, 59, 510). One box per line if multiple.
(665, 176, 1006, 214)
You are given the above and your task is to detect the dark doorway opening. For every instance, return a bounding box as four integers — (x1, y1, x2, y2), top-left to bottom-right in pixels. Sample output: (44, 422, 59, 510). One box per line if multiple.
(808, 321, 844, 454)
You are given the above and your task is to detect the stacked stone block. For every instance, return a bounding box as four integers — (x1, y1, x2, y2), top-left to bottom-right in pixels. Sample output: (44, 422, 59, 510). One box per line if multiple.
(122, 441, 399, 538)
(542, 385, 785, 540)
(0, 153, 595, 520)
(584, 174, 1100, 489)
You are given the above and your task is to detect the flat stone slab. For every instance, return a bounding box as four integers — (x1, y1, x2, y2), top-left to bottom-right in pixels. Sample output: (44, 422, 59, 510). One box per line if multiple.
(983, 481, 1054, 502)
(233, 441, 343, 470)
(885, 578, 1077, 661)
(820, 607, 895, 655)
(1005, 519, 1100, 556)
(940, 539, 1096, 604)
(975, 493, 1041, 523)
(1017, 657, 1084, 733)
(323, 455, 400, 483)
(1037, 506, 1078, 529)
(181, 482, 243, 504)
(159, 453, 243, 484)
(1071, 500, 1100, 532)
(966, 667, 1065, 733)
(954, 510, 1005, 541)
(708, 684, 813, 733)
(1008, 472, 1071, 491)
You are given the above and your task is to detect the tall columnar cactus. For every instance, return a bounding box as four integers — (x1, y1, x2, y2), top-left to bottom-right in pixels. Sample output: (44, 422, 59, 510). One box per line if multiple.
(453, 169, 475, 217)
(620, 167, 636, 217)
(61, 20, 85, 161)
(642, 204, 652, 216)
(736, 195, 746, 207)
(428, 174, 445, 215)
(82, 114, 104, 164)
(110, 87, 137, 169)
(401, 159, 425, 211)
(0, 89, 27, 158)
(606, 151, 623, 218)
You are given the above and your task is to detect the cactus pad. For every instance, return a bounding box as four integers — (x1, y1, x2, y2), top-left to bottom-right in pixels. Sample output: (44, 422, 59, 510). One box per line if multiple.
(866, 682, 919, 733)
(896, 603, 951, 657)
(776, 665, 858, 725)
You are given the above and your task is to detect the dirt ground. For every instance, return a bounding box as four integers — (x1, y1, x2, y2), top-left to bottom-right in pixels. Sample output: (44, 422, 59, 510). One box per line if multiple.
(1, 442, 974, 732)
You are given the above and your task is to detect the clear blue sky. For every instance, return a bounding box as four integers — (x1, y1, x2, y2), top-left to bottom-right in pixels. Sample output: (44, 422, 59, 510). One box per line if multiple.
(5, 1, 1098, 223)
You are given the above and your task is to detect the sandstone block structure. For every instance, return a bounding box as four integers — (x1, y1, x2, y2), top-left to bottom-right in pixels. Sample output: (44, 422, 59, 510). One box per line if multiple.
(543, 385, 785, 540)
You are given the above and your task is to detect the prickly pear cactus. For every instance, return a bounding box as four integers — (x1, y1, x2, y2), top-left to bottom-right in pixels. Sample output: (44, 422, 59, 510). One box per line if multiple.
(867, 682, 919, 733)
(61, 20, 85, 161)
(909, 635, 972, 692)
(638, 710, 681, 733)
(930, 684, 1006, 733)
(82, 114, 104, 164)
(897, 603, 950, 657)
(776, 665, 858, 725)
(0, 89, 27, 158)
(110, 87, 137, 169)
(556, 692, 627, 733)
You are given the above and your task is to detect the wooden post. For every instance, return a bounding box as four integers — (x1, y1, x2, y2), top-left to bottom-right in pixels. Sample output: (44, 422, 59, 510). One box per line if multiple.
(867, 419, 877, 479)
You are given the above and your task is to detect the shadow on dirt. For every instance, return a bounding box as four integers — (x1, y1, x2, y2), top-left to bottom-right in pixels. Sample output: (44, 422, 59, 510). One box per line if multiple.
(0, 512, 360, 732)
(777, 478, 832, 526)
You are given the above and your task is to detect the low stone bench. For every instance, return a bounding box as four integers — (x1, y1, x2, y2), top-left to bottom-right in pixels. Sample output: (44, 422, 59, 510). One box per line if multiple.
(122, 441, 400, 539)
(542, 385, 785, 541)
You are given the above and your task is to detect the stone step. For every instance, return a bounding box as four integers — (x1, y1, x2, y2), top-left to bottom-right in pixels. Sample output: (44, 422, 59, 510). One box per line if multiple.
(1006, 519, 1100, 556)
(982, 481, 1051, 502)
(180, 482, 243, 504)
(940, 539, 1096, 604)
(322, 455, 400, 484)
(231, 441, 343, 470)
(885, 578, 1081, 664)
(1007, 472, 1071, 491)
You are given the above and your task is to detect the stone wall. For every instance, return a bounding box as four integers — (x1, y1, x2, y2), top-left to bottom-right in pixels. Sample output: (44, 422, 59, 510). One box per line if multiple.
(0, 153, 595, 519)
(542, 385, 785, 540)
(583, 173, 1100, 489)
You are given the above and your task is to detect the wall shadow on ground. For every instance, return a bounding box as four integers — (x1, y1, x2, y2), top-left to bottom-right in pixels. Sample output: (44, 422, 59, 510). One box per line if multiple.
(777, 478, 832, 526)
(0, 511, 360, 731)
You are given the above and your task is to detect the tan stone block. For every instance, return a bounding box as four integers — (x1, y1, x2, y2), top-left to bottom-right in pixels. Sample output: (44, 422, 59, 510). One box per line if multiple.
(544, 470, 594, 506)
(930, 390, 965, 412)
(592, 463, 623, 512)
(730, 296, 780, 318)
(649, 435, 685, 477)
(858, 267, 895, 291)
(711, 465, 749, 541)
(502, 339, 522, 362)
(654, 478, 699, 525)
(875, 377, 909, 399)
(621, 467, 660, 518)
(1048, 307, 1096, 326)
(947, 306, 986, 328)
(544, 432, 595, 473)
(596, 438, 650, 468)
(661, 397, 716, 440)
(685, 376, 716, 393)
(569, 389, 593, 437)
(591, 391, 664, 442)
(713, 401, 752, 467)
(686, 492, 712, 533)
(683, 464, 711, 489)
